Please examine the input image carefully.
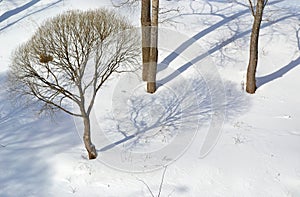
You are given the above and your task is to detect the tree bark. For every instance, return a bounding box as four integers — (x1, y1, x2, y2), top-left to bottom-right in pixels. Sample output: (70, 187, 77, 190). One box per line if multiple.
(147, 0, 159, 93)
(246, 0, 265, 94)
(82, 114, 97, 159)
(141, 0, 151, 81)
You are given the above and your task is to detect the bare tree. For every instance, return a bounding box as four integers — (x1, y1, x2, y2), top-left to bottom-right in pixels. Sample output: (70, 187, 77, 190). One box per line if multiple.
(246, 0, 268, 93)
(8, 9, 140, 159)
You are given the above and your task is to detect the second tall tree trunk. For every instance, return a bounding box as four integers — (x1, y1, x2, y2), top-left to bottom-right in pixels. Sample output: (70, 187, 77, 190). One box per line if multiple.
(246, 0, 265, 94)
(141, 0, 151, 81)
(147, 0, 159, 93)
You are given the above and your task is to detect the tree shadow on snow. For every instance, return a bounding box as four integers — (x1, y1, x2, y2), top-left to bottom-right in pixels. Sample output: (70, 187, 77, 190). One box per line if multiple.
(98, 75, 249, 153)
(0, 0, 41, 23)
(112, 80, 249, 196)
(0, 0, 63, 32)
(157, 0, 299, 86)
(0, 73, 80, 196)
(256, 56, 300, 88)
(99, 77, 212, 152)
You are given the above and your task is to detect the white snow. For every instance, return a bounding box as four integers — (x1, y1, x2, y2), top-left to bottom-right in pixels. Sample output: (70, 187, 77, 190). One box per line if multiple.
(0, 0, 300, 196)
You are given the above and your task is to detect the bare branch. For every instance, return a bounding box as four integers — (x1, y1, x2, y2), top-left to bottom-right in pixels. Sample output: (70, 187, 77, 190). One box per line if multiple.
(137, 166, 168, 197)
(9, 9, 140, 117)
(248, 0, 255, 17)
(8, 9, 140, 159)
(137, 178, 155, 197)
(158, 166, 168, 196)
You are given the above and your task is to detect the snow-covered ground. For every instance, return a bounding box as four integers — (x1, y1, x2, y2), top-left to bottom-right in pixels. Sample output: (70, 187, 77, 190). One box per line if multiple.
(0, 0, 300, 196)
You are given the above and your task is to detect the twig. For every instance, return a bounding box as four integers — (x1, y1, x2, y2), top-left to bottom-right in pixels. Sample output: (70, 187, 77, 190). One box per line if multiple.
(158, 166, 168, 196)
(137, 166, 168, 197)
(138, 178, 155, 197)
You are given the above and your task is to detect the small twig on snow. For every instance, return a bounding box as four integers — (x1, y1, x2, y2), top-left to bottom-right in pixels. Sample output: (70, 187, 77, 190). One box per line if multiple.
(137, 166, 168, 197)
(158, 166, 168, 196)
(138, 178, 155, 197)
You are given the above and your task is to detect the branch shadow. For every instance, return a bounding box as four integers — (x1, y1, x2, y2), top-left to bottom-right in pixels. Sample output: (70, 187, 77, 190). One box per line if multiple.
(0, 0, 63, 32)
(0, 0, 41, 23)
(99, 78, 211, 152)
(157, 0, 283, 73)
(256, 56, 300, 88)
(98, 76, 249, 153)
(0, 72, 79, 196)
(159, 10, 298, 86)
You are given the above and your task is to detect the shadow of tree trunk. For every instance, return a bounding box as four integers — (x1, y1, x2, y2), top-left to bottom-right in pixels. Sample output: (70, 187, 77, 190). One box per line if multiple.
(256, 56, 300, 87)
(158, 12, 299, 86)
(0, 0, 40, 23)
(0, 0, 63, 32)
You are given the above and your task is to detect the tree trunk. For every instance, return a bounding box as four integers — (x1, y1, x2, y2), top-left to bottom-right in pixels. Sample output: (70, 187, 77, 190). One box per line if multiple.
(147, 0, 159, 93)
(246, 0, 265, 94)
(141, 0, 151, 81)
(82, 114, 97, 159)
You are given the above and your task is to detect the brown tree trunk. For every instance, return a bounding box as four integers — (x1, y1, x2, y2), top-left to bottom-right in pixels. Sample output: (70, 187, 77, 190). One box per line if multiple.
(246, 0, 265, 94)
(82, 114, 97, 159)
(147, 0, 159, 93)
(141, 0, 151, 81)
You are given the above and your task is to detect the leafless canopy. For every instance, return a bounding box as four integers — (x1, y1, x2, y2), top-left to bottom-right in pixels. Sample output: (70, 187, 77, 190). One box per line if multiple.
(8, 9, 140, 159)
(9, 9, 140, 116)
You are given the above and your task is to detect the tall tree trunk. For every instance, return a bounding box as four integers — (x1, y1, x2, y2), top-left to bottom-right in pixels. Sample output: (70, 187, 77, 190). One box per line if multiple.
(82, 114, 97, 159)
(246, 0, 265, 94)
(147, 0, 159, 93)
(141, 0, 151, 81)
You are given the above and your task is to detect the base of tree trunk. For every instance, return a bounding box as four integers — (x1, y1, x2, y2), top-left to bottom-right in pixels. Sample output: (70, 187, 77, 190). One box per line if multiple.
(246, 67, 257, 94)
(147, 82, 156, 93)
(246, 84, 256, 94)
(87, 144, 98, 160)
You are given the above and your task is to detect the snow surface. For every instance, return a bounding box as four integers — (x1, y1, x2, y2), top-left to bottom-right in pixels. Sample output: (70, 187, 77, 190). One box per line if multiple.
(0, 0, 300, 196)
